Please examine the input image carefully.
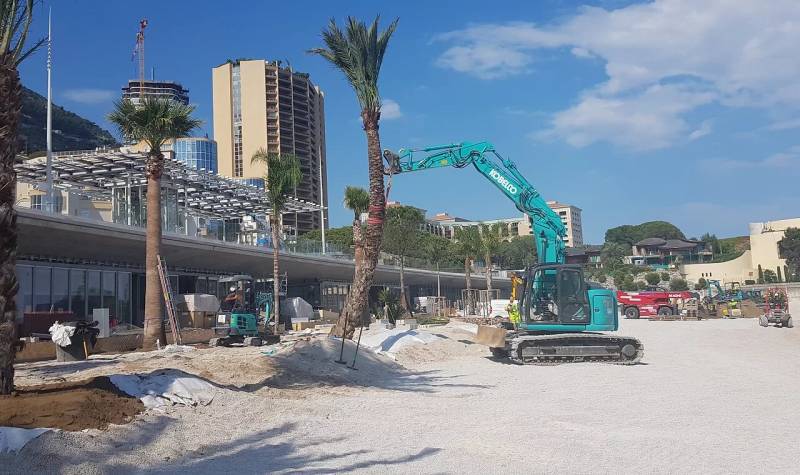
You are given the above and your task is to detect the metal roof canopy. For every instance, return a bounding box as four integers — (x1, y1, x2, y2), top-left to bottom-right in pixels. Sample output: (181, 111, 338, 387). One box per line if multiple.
(16, 149, 323, 219)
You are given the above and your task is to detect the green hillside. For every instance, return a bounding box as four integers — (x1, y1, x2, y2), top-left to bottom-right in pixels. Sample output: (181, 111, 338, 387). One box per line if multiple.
(18, 86, 118, 154)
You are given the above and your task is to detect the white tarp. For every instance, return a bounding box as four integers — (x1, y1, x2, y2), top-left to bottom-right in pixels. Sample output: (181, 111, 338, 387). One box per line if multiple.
(489, 299, 511, 319)
(109, 370, 215, 409)
(176, 294, 220, 313)
(48, 322, 75, 347)
(0, 427, 50, 453)
(359, 328, 441, 358)
(282, 297, 314, 321)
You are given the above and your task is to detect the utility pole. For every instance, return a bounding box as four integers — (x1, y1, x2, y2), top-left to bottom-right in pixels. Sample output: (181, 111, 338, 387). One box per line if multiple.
(45, 7, 53, 213)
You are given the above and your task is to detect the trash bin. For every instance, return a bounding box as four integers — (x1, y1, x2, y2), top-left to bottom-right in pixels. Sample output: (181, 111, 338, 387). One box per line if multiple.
(55, 333, 91, 362)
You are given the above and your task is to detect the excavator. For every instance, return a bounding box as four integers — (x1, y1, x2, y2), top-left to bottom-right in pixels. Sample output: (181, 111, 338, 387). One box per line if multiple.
(384, 141, 644, 364)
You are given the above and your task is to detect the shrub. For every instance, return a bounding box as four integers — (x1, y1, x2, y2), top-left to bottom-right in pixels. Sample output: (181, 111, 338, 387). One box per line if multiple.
(660, 272, 670, 282)
(597, 274, 607, 284)
(636, 281, 648, 290)
(644, 272, 660, 286)
(669, 277, 689, 291)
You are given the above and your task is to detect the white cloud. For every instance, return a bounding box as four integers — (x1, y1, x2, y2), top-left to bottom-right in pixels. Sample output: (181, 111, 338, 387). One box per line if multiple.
(435, 0, 800, 150)
(62, 88, 115, 105)
(702, 145, 800, 169)
(688, 120, 713, 141)
(766, 118, 800, 131)
(380, 99, 403, 120)
(539, 84, 716, 150)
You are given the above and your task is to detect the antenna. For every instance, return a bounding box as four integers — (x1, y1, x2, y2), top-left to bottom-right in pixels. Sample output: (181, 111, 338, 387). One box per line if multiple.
(46, 7, 53, 212)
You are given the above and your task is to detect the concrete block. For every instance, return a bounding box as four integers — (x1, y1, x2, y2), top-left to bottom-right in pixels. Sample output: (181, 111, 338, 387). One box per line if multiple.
(292, 321, 316, 331)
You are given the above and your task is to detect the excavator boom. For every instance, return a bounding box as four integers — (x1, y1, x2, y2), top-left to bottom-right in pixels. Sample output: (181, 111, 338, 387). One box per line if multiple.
(384, 141, 643, 365)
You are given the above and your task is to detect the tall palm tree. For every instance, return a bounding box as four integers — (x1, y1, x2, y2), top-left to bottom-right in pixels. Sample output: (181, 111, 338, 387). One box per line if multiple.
(455, 226, 482, 315)
(310, 16, 398, 337)
(251, 149, 301, 334)
(0, 0, 44, 395)
(481, 223, 503, 295)
(108, 98, 201, 350)
(342, 185, 369, 265)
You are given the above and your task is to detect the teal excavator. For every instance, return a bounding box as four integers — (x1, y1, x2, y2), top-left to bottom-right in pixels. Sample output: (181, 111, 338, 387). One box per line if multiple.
(384, 141, 643, 364)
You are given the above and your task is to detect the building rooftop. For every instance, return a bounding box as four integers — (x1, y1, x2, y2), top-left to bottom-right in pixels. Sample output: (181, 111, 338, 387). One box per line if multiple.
(546, 200, 581, 210)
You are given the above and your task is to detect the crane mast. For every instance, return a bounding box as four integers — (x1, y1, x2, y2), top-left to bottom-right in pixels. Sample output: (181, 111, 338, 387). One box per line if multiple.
(134, 19, 148, 100)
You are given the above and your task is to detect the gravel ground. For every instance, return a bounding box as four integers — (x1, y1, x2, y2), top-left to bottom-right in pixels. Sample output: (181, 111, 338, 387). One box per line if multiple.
(2, 318, 799, 474)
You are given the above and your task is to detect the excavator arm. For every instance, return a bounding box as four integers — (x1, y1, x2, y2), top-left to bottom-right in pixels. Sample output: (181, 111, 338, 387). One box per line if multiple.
(383, 141, 567, 264)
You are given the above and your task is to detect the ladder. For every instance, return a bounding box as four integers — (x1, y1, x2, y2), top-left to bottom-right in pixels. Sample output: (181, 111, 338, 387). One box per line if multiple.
(157, 255, 182, 345)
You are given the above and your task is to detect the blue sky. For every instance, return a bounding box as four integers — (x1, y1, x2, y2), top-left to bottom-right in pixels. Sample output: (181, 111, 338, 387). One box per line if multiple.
(19, 0, 800, 242)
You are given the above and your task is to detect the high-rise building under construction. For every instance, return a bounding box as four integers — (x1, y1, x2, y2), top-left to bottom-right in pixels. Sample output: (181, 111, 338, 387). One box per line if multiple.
(212, 59, 328, 234)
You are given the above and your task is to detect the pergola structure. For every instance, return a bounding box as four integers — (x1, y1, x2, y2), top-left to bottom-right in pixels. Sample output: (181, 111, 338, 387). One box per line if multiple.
(16, 148, 323, 219)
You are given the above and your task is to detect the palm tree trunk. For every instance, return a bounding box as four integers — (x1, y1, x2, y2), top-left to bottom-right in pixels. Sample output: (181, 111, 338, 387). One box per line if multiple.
(143, 152, 165, 350)
(486, 251, 493, 295)
(352, 218, 363, 267)
(465, 257, 473, 315)
(333, 113, 385, 338)
(0, 54, 21, 394)
(399, 255, 411, 315)
(272, 212, 281, 334)
(436, 262, 441, 298)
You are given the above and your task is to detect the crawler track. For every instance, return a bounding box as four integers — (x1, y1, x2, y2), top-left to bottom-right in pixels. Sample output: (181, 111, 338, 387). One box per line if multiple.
(507, 333, 644, 365)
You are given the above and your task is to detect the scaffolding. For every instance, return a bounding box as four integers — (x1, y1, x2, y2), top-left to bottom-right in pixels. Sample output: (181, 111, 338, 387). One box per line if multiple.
(461, 289, 501, 317)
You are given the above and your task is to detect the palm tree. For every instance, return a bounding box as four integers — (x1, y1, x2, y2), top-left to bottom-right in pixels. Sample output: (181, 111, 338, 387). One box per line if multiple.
(455, 226, 482, 315)
(251, 150, 301, 334)
(423, 235, 450, 298)
(0, 0, 44, 395)
(108, 98, 201, 350)
(310, 16, 398, 338)
(342, 185, 369, 265)
(481, 223, 503, 295)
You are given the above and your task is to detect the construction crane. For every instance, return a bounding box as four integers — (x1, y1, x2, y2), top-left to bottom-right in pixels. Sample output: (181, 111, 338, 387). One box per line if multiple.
(383, 141, 643, 364)
(133, 19, 148, 100)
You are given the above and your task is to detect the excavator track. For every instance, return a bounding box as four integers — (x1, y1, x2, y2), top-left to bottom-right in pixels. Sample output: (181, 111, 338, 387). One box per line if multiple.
(507, 333, 644, 365)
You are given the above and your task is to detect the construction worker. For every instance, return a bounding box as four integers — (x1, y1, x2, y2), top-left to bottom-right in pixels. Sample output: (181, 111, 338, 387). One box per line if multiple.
(506, 301, 521, 327)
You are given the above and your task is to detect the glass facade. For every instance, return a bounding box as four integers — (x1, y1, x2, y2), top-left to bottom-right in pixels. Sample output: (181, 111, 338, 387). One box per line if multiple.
(16, 264, 132, 325)
(173, 138, 218, 174)
(234, 178, 265, 190)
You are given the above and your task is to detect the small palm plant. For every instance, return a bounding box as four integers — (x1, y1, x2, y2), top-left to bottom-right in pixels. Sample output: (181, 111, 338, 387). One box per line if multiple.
(343, 185, 369, 264)
(251, 150, 301, 333)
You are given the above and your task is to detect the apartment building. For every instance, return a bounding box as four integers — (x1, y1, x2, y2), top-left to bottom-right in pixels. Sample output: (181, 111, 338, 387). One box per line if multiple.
(212, 59, 327, 234)
(546, 201, 583, 247)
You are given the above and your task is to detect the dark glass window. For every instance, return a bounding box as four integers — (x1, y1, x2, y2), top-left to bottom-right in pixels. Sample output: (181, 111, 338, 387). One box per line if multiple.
(17, 266, 33, 319)
(70, 269, 86, 319)
(52, 268, 69, 312)
(33, 267, 51, 311)
(87, 271, 101, 317)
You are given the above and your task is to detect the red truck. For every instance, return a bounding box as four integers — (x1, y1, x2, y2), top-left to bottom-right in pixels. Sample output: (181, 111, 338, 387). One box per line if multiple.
(617, 290, 697, 319)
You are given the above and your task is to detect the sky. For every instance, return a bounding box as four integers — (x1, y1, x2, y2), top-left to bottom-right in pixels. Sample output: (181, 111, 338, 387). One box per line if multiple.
(18, 0, 800, 243)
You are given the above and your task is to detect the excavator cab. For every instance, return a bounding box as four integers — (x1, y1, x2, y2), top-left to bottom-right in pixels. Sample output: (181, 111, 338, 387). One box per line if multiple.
(521, 264, 590, 325)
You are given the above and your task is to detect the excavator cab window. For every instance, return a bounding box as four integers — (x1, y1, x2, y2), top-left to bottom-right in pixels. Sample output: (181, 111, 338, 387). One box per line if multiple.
(523, 266, 589, 324)
(557, 268, 589, 324)
(524, 268, 558, 323)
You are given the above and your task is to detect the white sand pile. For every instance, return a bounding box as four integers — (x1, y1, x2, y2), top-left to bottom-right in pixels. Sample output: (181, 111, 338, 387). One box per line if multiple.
(443, 321, 479, 335)
(265, 336, 407, 388)
(357, 327, 442, 359)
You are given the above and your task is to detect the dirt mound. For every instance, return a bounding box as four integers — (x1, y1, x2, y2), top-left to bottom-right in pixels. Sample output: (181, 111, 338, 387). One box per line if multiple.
(0, 377, 143, 431)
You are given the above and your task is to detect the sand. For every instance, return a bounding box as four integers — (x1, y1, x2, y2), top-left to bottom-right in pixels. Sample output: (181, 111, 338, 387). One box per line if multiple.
(0, 377, 143, 431)
(2, 318, 799, 474)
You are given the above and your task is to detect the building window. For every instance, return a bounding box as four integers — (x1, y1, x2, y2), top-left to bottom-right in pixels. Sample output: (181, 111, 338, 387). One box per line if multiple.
(33, 267, 51, 311)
